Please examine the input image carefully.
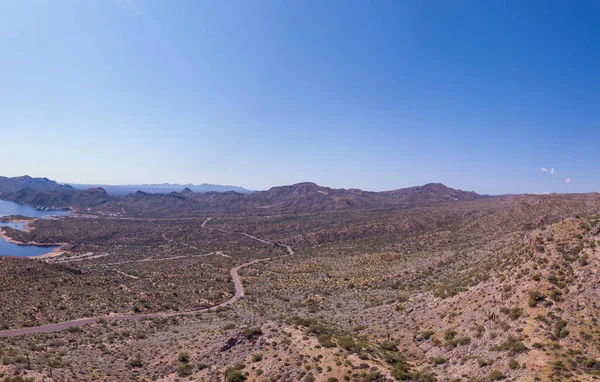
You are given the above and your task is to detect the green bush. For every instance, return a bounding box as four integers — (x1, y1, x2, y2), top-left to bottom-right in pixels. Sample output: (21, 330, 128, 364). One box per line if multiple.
(390, 360, 436, 381)
(337, 336, 360, 352)
(177, 363, 194, 377)
(421, 330, 435, 340)
(499, 307, 523, 320)
(225, 368, 246, 382)
(178, 352, 190, 363)
(443, 330, 457, 341)
(128, 358, 143, 367)
(317, 334, 336, 348)
(380, 340, 397, 351)
(488, 370, 505, 381)
(492, 335, 527, 353)
(430, 357, 446, 365)
(554, 318, 569, 338)
(508, 358, 520, 370)
(528, 290, 546, 307)
(251, 353, 263, 362)
(243, 327, 263, 340)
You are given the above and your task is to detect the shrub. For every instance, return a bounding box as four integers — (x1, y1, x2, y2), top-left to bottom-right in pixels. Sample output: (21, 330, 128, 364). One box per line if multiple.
(128, 358, 143, 367)
(500, 307, 523, 320)
(225, 368, 246, 382)
(549, 288, 563, 302)
(197, 362, 210, 370)
(383, 352, 406, 366)
(338, 336, 360, 352)
(478, 358, 493, 367)
(178, 352, 190, 363)
(488, 370, 505, 381)
(554, 318, 569, 338)
(528, 290, 546, 307)
(243, 327, 263, 340)
(317, 334, 336, 348)
(380, 340, 397, 351)
(582, 357, 600, 373)
(390, 359, 436, 381)
(474, 324, 485, 338)
(177, 363, 194, 377)
(430, 357, 446, 365)
(251, 353, 263, 362)
(492, 335, 527, 353)
(391, 361, 412, 380)
(444, 330, 457, 341)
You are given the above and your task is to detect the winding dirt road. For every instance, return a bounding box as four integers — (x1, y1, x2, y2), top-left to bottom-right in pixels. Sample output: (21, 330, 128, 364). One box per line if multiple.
(0, 218, 293, 338)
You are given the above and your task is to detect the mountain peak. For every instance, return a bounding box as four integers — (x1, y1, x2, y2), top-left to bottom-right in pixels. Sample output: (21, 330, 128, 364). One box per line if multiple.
(0, 175, 73, 194)
(181, 187, 194, 196)
(83, 187, 109, 195)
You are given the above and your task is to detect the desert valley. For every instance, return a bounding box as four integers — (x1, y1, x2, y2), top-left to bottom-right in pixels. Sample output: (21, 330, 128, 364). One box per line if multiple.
(2, 2, 596, 381)
(1, 176, 600, 381)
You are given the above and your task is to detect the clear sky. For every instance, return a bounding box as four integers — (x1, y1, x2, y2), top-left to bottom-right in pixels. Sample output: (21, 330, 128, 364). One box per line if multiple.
(1, 0, 598, 194)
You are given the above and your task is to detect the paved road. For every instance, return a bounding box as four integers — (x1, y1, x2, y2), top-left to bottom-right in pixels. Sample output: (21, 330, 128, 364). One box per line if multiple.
(0, 218, 292, 338)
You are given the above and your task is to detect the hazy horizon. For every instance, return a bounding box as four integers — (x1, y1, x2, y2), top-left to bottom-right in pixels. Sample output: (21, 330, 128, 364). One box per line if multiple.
(0, 173, 591, 196)
(2, 1, 598, 194)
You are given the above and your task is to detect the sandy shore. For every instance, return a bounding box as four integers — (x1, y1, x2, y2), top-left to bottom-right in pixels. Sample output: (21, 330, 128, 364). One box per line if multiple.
(0, 228, 66, 259)
(33, 248, 68, 259)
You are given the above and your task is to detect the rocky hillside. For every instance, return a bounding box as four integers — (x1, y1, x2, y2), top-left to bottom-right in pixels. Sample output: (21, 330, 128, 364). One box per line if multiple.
(377, 182, 482, 205)
(1, 177, 486, 215)
(4, 188, 600, 380)
(173, 182, 485, 215)
(0, 175, 73, 194)
(1, 187, 114, 209)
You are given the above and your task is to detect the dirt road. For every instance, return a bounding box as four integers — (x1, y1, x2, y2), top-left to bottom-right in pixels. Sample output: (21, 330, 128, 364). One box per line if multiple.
(0, 218, 292, 338)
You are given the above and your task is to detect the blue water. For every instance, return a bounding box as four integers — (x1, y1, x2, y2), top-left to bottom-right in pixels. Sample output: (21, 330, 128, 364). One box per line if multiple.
(0, 199, 69, 219)
(0, 200, 69, 257)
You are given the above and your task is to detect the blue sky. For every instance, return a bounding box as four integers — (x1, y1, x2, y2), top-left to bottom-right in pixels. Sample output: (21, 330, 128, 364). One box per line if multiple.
(0, 0, 598, 194)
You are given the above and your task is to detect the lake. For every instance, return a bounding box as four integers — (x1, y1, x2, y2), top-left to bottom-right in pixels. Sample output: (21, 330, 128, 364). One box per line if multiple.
(0, 199, 69, 257)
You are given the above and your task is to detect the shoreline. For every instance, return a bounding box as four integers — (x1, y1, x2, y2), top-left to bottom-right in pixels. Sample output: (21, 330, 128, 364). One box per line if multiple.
(0, 218, 34, 232)
(0, 228, 67, 259)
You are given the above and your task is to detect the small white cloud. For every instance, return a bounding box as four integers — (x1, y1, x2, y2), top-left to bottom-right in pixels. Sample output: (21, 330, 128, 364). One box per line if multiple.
(565, 178, 571, 183)
(541, 167, 556, 175)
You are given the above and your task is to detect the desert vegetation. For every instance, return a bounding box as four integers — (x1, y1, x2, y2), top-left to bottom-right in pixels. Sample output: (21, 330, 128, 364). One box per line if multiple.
(4, 192, 600, 380)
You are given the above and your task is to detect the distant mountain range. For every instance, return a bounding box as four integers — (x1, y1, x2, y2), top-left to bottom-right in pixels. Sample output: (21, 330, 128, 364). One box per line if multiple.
(67, 183, 253, 195)
(0, 175, 487, 215)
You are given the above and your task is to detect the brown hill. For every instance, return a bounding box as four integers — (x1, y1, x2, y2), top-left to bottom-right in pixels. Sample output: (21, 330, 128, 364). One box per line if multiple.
(1, 187, 114, 209)
(1, 179, 486, 215)
(377, 182, 482, 205)
(186, 182, 485, 214)
(0, 175, 73, 194)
